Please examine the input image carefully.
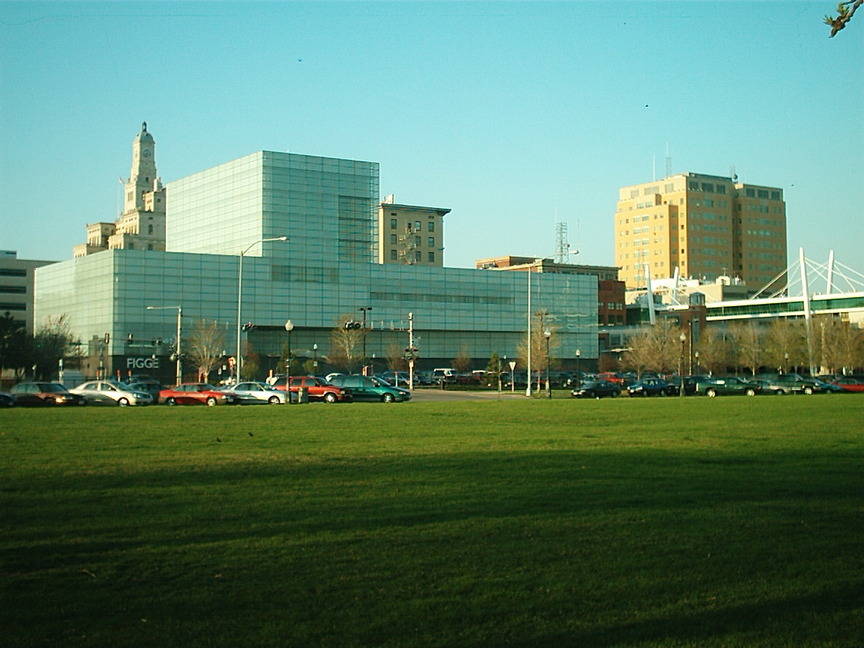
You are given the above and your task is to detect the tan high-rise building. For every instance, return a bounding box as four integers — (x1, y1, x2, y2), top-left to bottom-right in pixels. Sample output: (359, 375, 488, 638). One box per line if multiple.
(74, 122, 166, 257)
(614, 172, 786, 293)
(378, 195, 450, 266)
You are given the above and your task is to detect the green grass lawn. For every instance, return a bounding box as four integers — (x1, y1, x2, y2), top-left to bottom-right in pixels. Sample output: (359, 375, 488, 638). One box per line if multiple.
(2, 397, 863, 647)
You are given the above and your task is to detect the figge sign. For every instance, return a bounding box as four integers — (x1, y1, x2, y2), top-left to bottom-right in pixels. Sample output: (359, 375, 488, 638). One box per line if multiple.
(127, 356, 160, 370)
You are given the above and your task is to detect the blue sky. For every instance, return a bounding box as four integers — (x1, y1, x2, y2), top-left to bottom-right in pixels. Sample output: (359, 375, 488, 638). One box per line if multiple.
(1, 1, 862, 276)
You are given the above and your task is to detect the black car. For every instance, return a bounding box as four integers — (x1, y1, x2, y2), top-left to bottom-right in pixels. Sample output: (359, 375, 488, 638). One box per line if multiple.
(572, 380, 621, 399)
(754, 374, 820, 395)
(10, 382, 87, 406)
(0, 391, 15, 407)
(693, 376, 762, 397)
(627, 378, 677, 397)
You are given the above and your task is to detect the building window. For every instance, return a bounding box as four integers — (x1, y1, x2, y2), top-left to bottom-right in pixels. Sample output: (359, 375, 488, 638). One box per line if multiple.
(428, 251, 435, 263)
(390, 234, 397, 245)
(390, 218, 397, 229)
(427, 221, 435, 232)
(427, 237, 435, 247)
(390, 249, 397, 260)
(415, 251, 422, 262)
(415, 221, 421, 231)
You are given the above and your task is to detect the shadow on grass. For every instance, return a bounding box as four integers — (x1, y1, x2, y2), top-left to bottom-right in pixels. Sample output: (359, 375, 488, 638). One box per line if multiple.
(3, 447, 862, 647)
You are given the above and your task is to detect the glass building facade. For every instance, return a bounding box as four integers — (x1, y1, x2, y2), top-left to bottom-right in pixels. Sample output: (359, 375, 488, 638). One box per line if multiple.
(35, 151, 598, 382)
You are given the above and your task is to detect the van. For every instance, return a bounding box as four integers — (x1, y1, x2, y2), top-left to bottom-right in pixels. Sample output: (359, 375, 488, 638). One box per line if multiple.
(431, 368, 456, 379)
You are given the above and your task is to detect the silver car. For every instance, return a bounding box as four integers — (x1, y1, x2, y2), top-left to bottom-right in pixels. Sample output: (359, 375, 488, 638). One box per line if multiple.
(219, 381, 288, 405)
(71, 380, 154, 406)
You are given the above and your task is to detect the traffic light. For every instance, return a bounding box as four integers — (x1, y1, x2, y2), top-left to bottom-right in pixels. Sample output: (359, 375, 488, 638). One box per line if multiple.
(344, 320, 362, 330)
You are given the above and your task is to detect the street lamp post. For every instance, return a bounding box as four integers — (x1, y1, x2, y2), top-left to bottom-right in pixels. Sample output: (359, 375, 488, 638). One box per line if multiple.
(284, 320, 294, 403)
(526, 264, 534, 397)
(575, 348, 581, 389)
(146, 305, 182, 386)
(313, 343, 318, 374)
(236, 236, 287, 383)
(679, 331, 687, 397)
(359, 307, 372, 373)
(544, 329, 552, 399)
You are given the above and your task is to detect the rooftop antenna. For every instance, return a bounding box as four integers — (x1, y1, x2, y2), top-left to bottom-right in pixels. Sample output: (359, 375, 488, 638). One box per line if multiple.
(730, 164, 738, 182)
(665, 143, 672, 179)
(554, 221, 570, 263)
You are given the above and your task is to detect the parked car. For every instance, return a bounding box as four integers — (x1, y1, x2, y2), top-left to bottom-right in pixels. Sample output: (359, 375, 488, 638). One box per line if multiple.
(692, 376, 762, 397)
(159, 383, 238, 406)
(10, 382, 87, 406)
(0, 391, 16, 407)
(327, 374, 411, 402)
(125, 378, 163, 400)
(755, 374, 820, 395)
(812, 378, 844, 393)
(831, 377, 864, 393)
(431, 368, 457, 385)
(219, 381, 289, 404)
(627, 377, 678, 397)
(271, 375, 350, 403)
(382, 371, 411, 387)
(572, 380, 621, 399)
(70, 380, 154, 406)
(595, 372, 625, 384)
(413, 371, 434, 386)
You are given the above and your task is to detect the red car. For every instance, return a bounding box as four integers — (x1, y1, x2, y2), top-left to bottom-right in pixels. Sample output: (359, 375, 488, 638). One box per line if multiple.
(159, 383, 238, 406)
(831, 377, 864, 393)
(271, 375, 351, 403)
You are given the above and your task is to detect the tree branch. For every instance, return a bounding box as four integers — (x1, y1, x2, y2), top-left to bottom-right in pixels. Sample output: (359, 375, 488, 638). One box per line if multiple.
(825, 0, 863, 37)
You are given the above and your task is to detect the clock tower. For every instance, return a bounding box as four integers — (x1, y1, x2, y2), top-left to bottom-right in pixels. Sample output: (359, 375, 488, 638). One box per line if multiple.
(126, 122, 159, 213)
(73, 122, 167, 257)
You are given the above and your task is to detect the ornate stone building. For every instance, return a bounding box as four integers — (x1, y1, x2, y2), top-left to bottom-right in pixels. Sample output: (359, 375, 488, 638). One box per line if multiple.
(73, 122, 166, 256)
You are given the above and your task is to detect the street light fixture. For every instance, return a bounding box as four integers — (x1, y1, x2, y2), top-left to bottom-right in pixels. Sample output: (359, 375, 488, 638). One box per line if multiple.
(544, 329, 552, 399)
(359, 307, 372, 372)
(284, 320, 294, 403)
(236, 236, 288, 383)
(146, 305, 182, 386)
(575, 348, 581, 389)
(679, 331, 687, 397)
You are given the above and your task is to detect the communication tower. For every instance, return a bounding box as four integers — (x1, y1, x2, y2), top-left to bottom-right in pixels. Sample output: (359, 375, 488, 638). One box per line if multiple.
(554, 222, 570, 263)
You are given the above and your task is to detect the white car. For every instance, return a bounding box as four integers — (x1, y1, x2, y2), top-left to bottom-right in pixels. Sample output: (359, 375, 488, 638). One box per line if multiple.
(219, 381, 288, 404)
(71, 380, 154, 406)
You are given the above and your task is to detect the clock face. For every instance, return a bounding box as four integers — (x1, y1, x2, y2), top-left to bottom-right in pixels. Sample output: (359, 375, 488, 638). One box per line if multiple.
(142, 149, 151, 158)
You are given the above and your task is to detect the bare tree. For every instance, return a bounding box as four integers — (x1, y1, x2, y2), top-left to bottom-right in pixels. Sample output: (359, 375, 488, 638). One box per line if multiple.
(32, 314, 77, 379)
(826, 0, 862, 36)
(452, 347, 473, 374)
(831, 322, 864, 374)
(621, 327, 654, 377)
(764, 319, 806, 372)
(1, 311, 29, 379)
(622, 319, 681, 376)
(729, 322, 763, 375)
(328, 314, 366, 373)
(813, 316, 864, 375)
(695, 326, 732, 376)
(384, 343, 407, 372)
(516, 310, 560, 389)
(186, 319, 227, 383)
